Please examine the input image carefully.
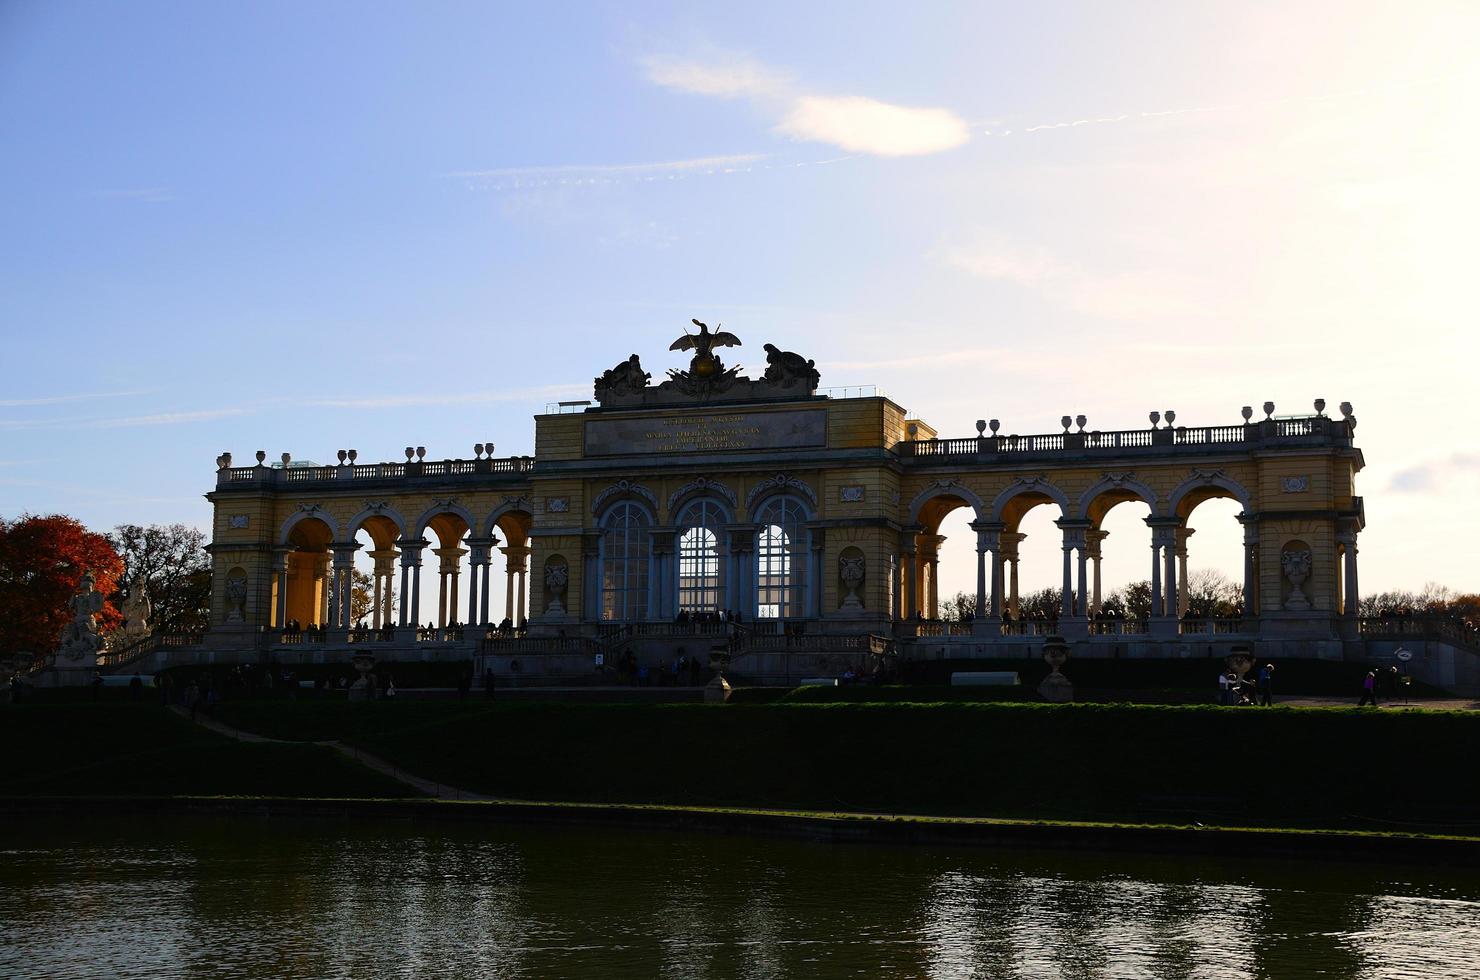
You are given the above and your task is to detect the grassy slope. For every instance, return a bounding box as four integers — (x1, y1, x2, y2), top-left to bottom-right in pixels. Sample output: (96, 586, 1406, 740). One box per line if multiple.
(0, 704, 413, 798)
(212, 699, 1480, 832)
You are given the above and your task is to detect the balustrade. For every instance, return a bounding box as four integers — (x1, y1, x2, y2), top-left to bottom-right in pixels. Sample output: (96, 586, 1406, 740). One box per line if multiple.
(898, 413, 1344, 461)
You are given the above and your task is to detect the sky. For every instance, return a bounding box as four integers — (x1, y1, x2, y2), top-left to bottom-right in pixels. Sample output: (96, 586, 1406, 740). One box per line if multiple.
(2, 0, 1478, 613)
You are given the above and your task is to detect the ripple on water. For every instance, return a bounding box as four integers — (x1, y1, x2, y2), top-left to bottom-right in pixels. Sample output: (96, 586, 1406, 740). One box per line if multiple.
(1, 818, 1477, 979)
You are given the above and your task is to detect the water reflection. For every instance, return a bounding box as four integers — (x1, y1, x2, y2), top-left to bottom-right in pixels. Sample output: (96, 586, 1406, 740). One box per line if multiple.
(1, 817, 1477, 979)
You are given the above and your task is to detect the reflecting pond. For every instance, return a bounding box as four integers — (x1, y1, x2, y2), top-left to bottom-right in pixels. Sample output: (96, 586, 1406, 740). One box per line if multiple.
(2, 815, 1477, 978)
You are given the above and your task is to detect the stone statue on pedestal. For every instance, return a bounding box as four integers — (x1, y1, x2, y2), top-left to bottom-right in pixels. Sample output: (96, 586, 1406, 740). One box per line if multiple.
(57, 572, 104, 667)
(121, 577, 151, 638)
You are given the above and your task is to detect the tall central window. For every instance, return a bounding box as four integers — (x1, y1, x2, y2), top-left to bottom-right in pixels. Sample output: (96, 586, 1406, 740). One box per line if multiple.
(755, 496, 807, 619)
(677, 499, 724, 612)
(601, 502, 650, 621)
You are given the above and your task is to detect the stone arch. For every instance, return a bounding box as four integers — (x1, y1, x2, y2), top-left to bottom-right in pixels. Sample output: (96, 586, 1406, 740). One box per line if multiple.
(482, 498, 534, 541)
(346, 503, 408, 547)
(909, 479, 987, 527)
(1168, 470, 1253, 521)
(744, 474, 817, 517)
(1076, 474, 1159, 524)
(667, 477, 738, 518)
(413, 500, 479, 542)
(988, 477, 1071, 525)
(592, 480, 659, 517)
(673, 495, 736, 528)
(279, 507, 338, 546)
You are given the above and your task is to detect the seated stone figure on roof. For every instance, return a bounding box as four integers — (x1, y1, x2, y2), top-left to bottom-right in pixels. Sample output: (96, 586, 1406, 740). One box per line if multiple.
(594, 354, 651, 400)
(762, 344, 820, 390)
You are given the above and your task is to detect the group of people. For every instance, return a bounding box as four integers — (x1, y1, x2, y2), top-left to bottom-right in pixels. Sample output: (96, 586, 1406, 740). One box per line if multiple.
(1358, 665, 1406, 706)
(1218, 663, 1276, 706)
(671, 608, 743, 628)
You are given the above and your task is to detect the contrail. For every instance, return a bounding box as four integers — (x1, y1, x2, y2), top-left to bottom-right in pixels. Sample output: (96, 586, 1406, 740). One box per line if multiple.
(982, 74, 1449, 138)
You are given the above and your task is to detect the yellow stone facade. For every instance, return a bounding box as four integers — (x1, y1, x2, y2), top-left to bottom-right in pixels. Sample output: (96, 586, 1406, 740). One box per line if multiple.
(204, 361, 1365, 669)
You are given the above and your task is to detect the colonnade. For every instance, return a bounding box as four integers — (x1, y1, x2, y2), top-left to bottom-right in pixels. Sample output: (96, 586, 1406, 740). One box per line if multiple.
(269, 536, 530, 631)
(901, 508, 1305, 635)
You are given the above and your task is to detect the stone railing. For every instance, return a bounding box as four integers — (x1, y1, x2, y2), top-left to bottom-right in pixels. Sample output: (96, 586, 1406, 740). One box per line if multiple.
(97, 632, 205, 668)
(1360, 616, 1480, 653)
(899, 414, 1353, 463)
(216, 455, 535, 489)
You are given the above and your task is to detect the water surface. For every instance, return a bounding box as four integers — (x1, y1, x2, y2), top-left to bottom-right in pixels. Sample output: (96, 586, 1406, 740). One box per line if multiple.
(2, 816, 1476, 978)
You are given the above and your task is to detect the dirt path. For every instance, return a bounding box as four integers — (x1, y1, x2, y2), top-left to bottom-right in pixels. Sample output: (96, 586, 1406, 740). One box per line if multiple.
(171, 705, 486, 800)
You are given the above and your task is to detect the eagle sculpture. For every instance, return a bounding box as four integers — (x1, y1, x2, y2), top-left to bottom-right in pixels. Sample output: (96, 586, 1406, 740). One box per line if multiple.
(670, 319, 742, 358)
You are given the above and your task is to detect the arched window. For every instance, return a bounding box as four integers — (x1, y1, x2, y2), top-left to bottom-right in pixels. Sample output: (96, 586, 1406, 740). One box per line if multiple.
(676, 500, 725, 613)
(601, 502, 650, 621)
(755, 496, 808, 619)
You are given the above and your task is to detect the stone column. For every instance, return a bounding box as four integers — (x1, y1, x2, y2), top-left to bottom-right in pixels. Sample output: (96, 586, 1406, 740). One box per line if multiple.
(1175, 527, 1194, 617)
(466, 539, 493, 626)
(398, 539, 424, 630)
(809, 528, 825, 619)
(1059, 534, 1074, 620)
(368, 549, 397, 629)
(901, 528, 920, 620)
(502, 545, 529, 626)
(1001, 532, 1024, 617)
(1239, 516, 1259, 617)
(1338, 531, 1360, 619)
(331, 545, 357, 628)
(273, 549, 290, 628)
(581, 531, 600, 621)
(1164, 536, 1178, 620)
(973, 522, 1003, 631)
(1085, 529, 1108, 615)
(1151, 540, 1163, 616)
(312, 554, 330, 627)
(1146, 521, 1178, 635)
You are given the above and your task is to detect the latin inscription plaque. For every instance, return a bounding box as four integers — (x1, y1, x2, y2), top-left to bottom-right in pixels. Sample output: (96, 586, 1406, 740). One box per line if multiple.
(585, 408, 827, 457)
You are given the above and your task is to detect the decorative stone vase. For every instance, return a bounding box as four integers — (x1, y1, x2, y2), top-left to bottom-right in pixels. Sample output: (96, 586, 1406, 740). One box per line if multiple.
(1226, 647, 1254, 680)
(349, 652, 376, 701)
(839, 554, 866, 614)
(1038, 634, 1073, 703)
(544, 562, 569, 616)
(1281, 549, 1313, 611)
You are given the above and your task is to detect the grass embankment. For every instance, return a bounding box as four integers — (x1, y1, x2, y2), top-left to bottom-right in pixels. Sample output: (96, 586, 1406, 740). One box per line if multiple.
(0, 704, 412, 798)
(212, 699, 1480, 834)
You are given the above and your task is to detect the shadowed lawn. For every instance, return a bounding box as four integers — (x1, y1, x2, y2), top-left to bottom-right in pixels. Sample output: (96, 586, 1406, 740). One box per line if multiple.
(0, 704, 414, 798)
(211, 699, 1480, 833)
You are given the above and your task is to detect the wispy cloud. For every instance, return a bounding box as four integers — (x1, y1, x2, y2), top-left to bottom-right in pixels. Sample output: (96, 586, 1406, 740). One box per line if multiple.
(941, 236, 1213, 322)
(444, 153, 767, 180)
(89, 187, 175, 203)
(777, 96, 969, 157)
(1389, 453, 1480, 494)
(640, 53, 790, 99)
(0, 408, 244, 431)
(307, 384, 587, 409)
(0, 388, 156, 408)
(642, 50, 970, 158)
(942, 239, 1066, 284)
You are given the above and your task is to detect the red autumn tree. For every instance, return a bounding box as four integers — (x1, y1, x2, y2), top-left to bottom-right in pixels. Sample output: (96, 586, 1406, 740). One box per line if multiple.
(0, 514, 123, 665)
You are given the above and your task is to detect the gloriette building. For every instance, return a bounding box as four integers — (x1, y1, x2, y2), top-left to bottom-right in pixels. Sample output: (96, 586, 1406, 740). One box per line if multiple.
(156, 323, 1384, 682)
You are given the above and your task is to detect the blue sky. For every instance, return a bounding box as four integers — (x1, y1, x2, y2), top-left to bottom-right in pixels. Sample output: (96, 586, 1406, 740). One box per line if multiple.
(2, 0, 1478, 604)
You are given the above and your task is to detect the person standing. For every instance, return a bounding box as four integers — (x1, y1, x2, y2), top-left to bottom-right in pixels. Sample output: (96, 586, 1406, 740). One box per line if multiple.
(1256, 663, 1275, 706)
(1358, 670, 1377, 707)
